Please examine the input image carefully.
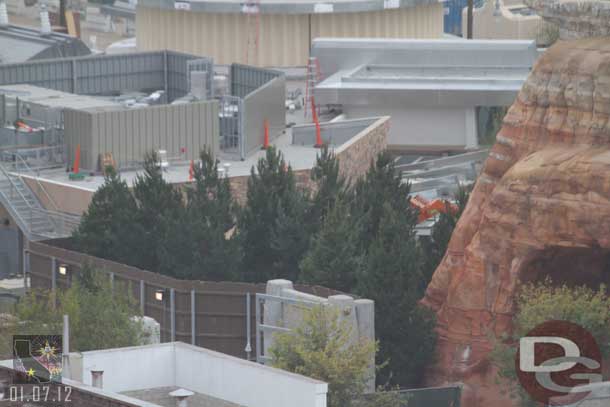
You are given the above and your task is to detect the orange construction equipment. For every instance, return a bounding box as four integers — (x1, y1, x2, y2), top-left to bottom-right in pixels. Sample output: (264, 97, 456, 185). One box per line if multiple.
(14, 120, 34, 132)
(189, 160, 195, 181)
(311, 97, 323, 148)
(410, 195, 459, 223)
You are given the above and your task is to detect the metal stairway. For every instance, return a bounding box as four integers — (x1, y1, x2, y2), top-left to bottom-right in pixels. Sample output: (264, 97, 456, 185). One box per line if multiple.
(0, 159, 80, 241)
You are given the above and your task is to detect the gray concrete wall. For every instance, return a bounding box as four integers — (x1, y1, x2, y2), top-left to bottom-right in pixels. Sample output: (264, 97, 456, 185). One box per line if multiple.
(0, 51, 199, 103)
(344, 105, 478, 151)
(242, 75, 285, 157)
(292, 117, 378, 147)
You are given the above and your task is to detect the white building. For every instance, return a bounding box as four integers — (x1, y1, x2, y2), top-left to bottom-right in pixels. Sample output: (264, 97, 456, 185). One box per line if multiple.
(61, 342, 329, 407)
(312, 38, 539, 152)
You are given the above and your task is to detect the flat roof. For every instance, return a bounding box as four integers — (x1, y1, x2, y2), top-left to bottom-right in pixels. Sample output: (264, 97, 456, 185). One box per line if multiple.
(138, 0, 441, 14)
(26, 128, 333, 192)
(312, 38, 537, 108)
(0, 24, 90, 64)
(315, 64, 528, 107)
(0, 84, 122, 110)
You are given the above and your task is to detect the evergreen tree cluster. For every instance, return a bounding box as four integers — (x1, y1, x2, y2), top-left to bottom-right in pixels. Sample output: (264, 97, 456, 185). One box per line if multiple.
(74, 149, 240, 281)
(74, 145, 468, 389)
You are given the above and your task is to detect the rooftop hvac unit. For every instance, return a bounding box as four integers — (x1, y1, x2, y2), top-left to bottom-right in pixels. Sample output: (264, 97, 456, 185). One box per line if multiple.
(157, 149, 169, 170)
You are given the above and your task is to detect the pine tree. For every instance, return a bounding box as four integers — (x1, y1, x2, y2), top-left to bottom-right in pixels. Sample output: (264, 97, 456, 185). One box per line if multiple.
(308, 145, 347, 231)
(351, 152, 413, 250)
(299, 197, 362, 292)
(132, 152, 185, 275)
(358, 202, 436, 388)
(72, 166, 140, 266)
(238, 147, 310, 282)
(186, 148, 241, 281)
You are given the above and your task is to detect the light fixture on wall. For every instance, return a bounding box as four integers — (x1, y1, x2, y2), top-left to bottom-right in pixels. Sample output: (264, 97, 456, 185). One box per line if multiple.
(58, 264, 68, 276)
(155, 289, 165, 302)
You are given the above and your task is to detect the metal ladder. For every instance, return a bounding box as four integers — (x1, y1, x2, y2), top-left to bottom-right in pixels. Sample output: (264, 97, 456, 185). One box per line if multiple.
(304, 56, 321, 119)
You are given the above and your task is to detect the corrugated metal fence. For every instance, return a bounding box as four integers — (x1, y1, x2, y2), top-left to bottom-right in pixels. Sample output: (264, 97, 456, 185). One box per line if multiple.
(64, 100, 219, 170)
(26, 239, 341, 359)
(226, 64, 285, 159)
(0, 51, 201, 102)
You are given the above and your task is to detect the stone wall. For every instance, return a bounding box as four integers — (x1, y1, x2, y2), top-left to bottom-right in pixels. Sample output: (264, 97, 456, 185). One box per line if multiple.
(335, 116, 390, 184)
(228, 169, 313, 206)
(228, 117, 389, 205)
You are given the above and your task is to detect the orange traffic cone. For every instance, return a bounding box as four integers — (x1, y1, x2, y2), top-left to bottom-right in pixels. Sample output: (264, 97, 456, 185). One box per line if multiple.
(261, 119, 270, 150)
(189, 160, 195, 182)
(73, 144, 80, 174)
(69, 144, 84, 180)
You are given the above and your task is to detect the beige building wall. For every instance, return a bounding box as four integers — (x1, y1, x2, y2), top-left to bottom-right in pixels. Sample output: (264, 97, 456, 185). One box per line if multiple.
(463, 0, 547, 43)
(21, 176, 94, 216)
(136, 3, 444, 67)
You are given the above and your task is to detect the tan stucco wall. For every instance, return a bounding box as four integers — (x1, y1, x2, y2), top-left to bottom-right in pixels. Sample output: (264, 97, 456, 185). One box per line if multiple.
(21, 176, 93, 216)
(136, 3, 444, 67)
(463, 0, 546, 43)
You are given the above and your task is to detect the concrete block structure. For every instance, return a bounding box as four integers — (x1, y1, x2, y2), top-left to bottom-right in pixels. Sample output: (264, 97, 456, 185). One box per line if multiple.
(260, 279, 375, 392)
(135, 0, 444, 67)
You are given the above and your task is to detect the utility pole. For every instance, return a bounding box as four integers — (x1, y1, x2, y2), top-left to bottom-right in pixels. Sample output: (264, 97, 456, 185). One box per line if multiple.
(466, 0, 474, 39)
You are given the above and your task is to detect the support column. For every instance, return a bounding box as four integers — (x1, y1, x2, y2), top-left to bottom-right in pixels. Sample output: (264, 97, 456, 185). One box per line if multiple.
(245, 292, 252, 360)
(190, 290, 196, 346)
(465, 107, 479, 150)
(170, 288, 176, 342)
(140, 280, 145, 315)
(22, 250, 29, 290)
(51, 257, 56, 292)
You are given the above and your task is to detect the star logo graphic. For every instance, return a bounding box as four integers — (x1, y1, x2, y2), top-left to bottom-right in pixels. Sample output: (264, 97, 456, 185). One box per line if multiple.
(26, 368, 35, 377)
(37, 341, 57, 360)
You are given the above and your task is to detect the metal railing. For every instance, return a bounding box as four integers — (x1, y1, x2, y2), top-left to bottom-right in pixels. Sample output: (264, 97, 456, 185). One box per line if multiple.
(6, 152, 63, 213)
(0, 157, 80, 239)
(219, 95, 243, 158)
(0, 163, 40, 238)
(1, 145, 66, 172)
(255, 293, 319, 364)
(397, 149, 490, 174)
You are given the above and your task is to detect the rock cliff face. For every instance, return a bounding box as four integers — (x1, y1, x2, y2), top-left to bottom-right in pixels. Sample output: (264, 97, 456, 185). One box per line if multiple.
(526, 0, 610, 39)
(422, 37, 610, 407)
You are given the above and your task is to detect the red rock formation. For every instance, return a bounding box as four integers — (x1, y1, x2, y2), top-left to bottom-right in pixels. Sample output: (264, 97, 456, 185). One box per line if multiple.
(422, 37, 610, 407)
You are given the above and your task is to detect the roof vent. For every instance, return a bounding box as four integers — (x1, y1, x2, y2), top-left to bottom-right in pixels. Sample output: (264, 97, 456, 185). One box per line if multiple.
(91, 370, 104, 389)
(39, 2, 52, 36)
(169, 388, 194, 407)
(0, 0, 9, 28)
